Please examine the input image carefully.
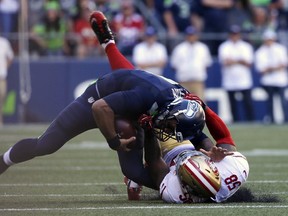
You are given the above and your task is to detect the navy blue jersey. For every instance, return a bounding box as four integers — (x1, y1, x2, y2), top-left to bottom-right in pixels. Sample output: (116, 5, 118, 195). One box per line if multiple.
(191, 0, 233, 32)
(95, 69, 188, 118)
(6, 68, 208, 190)
(155, 0, 195, 32)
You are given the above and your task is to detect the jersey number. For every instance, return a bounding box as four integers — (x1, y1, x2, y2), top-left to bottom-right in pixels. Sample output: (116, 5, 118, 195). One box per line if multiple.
(224, 175, 241, 191)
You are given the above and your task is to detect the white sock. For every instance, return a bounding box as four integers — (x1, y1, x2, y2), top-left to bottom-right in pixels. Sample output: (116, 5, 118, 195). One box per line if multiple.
(3, 148, 15, 166)
(102, 40, 115, 50)
(128, 179, 140, 188)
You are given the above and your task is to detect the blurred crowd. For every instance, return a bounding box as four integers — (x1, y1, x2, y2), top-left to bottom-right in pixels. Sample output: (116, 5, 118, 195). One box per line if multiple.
(1, 0, 288, 124)
(1, 0, 288, 58)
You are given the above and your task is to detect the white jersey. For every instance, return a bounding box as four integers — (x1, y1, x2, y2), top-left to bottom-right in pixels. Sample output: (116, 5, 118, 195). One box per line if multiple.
(0, 36, 14, 79)
(159, 149, 249, 203)
(255, 42, 288, 87)
(213, 151, 249, 202)
(218, 39, 254, 90)
(171, 41, 212, 82)
(159, 165, 190, 203)
(159, 141, 196, 203)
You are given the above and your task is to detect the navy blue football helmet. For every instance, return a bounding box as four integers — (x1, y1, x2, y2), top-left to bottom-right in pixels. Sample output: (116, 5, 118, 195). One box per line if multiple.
(154, 98, 205, 142)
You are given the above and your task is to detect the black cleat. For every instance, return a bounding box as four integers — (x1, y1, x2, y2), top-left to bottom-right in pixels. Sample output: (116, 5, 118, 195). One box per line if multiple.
(89, 11, 114, 44)
(0, 155, 9, 175)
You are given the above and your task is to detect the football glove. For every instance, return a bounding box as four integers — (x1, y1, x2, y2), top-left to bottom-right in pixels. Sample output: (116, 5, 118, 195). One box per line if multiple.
(138, 114, 153, 131)
(184, 93, 206, 109)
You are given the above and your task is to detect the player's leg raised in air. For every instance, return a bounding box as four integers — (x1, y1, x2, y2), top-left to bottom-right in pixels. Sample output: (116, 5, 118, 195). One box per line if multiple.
(89, 11, 135, 70)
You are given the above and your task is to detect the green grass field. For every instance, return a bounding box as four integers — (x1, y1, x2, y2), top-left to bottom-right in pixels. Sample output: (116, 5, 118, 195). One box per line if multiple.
(0, 124, 287, 216)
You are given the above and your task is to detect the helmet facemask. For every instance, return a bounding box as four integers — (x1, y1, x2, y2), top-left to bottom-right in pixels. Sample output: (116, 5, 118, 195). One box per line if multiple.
(153, 114, 184, 142)
(153, 98, 205, 142)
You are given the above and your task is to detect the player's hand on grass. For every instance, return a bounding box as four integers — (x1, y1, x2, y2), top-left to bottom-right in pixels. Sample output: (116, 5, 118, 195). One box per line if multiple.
(200, 146, 234, 162)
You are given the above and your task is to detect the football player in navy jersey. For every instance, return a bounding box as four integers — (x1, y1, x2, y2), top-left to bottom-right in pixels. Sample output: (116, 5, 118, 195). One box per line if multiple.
(83, 11, 249, 203)
(0, 11, 207, 190)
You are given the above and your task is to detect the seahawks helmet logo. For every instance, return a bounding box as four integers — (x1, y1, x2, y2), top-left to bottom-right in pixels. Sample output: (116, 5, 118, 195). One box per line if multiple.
(169, 99, 200, 119)
(184, 101, 199, 118)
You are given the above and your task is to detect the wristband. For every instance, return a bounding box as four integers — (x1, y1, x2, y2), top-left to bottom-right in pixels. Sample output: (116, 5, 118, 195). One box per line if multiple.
(107, 134, 121, 150)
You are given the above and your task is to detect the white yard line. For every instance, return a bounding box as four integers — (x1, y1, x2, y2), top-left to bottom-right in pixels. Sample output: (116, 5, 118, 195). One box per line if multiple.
(0, 205, 288, 212)
(0, 180, 288, 187)
(10, 164, 288, 171)
(12, 166, 120, 171)
(51, 142, 288, 155)
(0, 182, 123, 186)
(0, 191, 287, 198)
(0, 194, 127, 197)
(242, 149, 288, 156)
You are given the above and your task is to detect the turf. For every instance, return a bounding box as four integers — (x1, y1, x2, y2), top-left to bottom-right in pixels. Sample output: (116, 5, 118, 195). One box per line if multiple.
(0, 123, 287, 216)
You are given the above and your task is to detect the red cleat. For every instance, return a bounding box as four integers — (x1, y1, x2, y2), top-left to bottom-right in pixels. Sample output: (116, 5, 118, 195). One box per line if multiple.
(89, 11, 114, 44)
(124, 176, 142, 201)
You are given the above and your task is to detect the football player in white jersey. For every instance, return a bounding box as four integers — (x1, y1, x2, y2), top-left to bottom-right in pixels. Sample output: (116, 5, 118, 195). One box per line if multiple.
(140, 95, 249, 203)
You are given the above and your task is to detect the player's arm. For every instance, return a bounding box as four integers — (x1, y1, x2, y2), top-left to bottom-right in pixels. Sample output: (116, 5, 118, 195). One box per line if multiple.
(163, 10, 178, 36)
(191, 133, 214, 151)
(204, 107, 236, 151)
(202, 0, 233, 9)
(191, 132, 233, 162)
(184, 93, 236, 152)
(92, 99, 135, 151)
(144, 129, 169, 188)
(193, 106, 235, 162)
